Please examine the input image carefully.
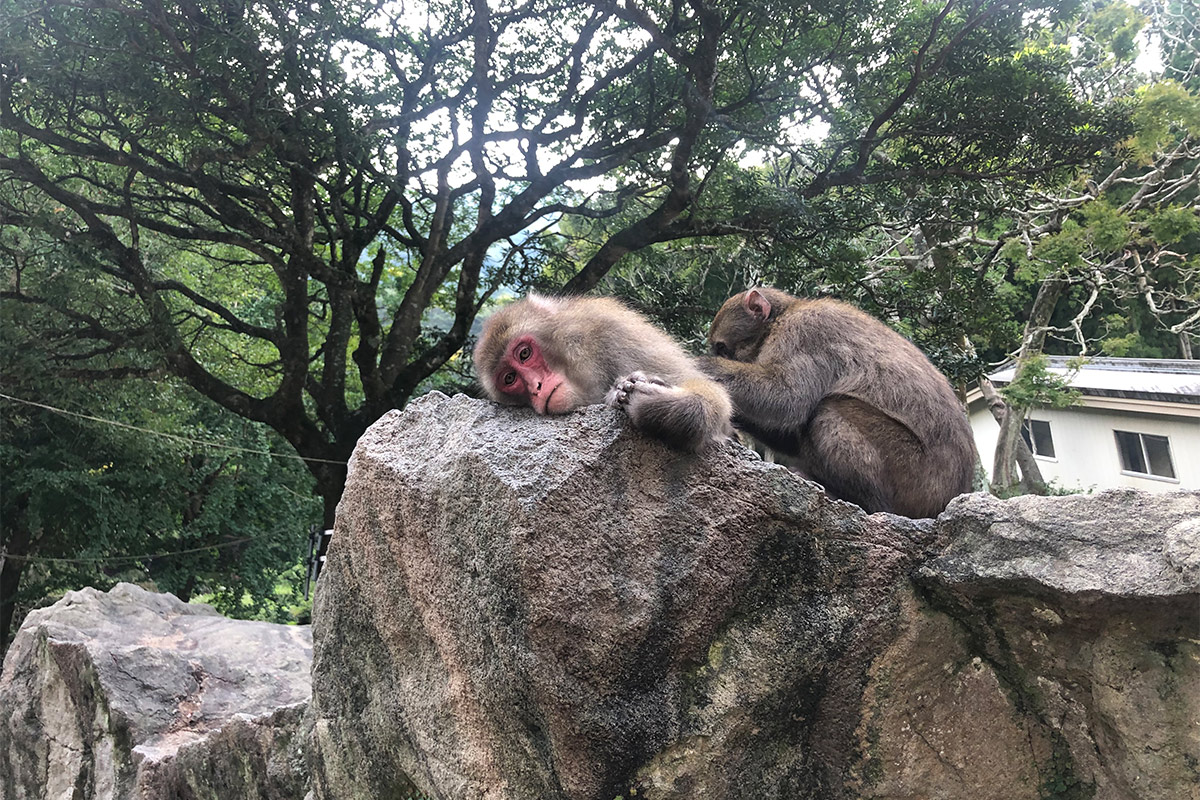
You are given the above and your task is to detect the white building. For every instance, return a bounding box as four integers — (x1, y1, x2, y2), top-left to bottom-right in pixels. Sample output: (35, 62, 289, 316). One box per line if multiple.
(967, 357, 1200, 493)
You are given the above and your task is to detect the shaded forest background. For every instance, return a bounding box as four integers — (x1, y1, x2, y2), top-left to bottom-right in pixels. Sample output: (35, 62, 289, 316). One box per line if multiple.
(2, 0, 1197, 656)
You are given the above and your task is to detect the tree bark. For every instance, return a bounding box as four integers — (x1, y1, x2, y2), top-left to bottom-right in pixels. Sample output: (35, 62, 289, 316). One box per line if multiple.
(989, 276, 1067, 495)
(978, 377, 1047, 495)
(0, 521, 33, 664)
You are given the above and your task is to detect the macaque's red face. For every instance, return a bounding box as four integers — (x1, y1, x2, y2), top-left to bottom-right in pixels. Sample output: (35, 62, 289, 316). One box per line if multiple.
(491, 335, 577, 415)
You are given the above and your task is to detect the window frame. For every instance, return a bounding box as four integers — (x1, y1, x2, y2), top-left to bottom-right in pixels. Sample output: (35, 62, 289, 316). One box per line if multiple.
(1113, 429, 1179, 483)
(1020, 418, 1057, 461)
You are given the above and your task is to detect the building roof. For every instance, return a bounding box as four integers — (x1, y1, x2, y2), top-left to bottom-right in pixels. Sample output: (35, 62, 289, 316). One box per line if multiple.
(983, 357, 1200, 406)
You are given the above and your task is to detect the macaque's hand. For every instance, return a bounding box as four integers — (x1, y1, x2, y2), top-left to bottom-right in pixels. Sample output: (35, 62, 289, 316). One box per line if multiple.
(606, 370, 729, 451)
(605, 371, 672, 408)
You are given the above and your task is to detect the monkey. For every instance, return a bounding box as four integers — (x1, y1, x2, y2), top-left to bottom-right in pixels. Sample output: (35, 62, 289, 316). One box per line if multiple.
(701, 287, 975, 518)
(473, 294, 733, 452)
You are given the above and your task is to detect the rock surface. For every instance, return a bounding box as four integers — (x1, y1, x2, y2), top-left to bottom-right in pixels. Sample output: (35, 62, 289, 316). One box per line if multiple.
(304, 391, 1200, 800)
(307, 392, 940, 800)
(0, 583, 311, 800)
(899, 490, 1200, 800)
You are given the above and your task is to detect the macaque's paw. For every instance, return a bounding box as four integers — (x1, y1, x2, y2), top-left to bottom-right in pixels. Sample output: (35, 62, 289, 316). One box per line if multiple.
(605, 371, 671, 407)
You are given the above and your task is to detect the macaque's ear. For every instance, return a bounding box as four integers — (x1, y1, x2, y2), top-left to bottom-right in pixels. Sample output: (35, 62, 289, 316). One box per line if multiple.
(744, 289, 772, 321)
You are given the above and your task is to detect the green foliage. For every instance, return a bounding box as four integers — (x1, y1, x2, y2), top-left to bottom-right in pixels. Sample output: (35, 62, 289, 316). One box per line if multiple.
(1079, 201, 1133, 253)
(1096, 304, 1185, 358)
(1, 373, 321, 631)
(192, 563, 312, 625)
(562, 2, 1141, 381)
(1086, 1, 1144, 62)
(1000, 355, 1083, 409)
(1100, 330, 1150, 356)
(1145, 206, 1200, 243)
(1028, 221, 1088, 276)
(1, 236, 320, 647)
(887, 40, 1128, 183)
(1128, 81, 1200, 159)
(1, 0, 1140, 465)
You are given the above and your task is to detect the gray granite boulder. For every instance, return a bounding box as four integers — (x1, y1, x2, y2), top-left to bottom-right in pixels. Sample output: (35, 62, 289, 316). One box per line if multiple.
(306, 393, 1198, 800)
(0, 583, 311, 800)
(306, 392, 941, 800)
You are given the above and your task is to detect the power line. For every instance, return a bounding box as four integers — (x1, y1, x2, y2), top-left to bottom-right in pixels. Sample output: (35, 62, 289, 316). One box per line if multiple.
(0, 392, 348, 466)
(2, 536, 259, 566)
(0, 517, 318, 566)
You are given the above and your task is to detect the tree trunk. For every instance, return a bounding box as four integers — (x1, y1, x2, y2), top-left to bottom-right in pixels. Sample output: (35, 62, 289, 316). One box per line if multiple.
(978, 378, 1047, 495)
(989, 276, 1067, 495)
(0, 524, 33, 664)
(310, 469, 346, 579)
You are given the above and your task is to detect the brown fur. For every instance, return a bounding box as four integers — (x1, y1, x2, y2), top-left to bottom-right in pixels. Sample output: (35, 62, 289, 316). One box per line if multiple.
(704, 288, 976, 517)
(474, 295, 733, 452)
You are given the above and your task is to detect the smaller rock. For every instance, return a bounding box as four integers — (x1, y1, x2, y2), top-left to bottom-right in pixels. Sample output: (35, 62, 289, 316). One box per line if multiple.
(926, 488, 1200, 597)
(0, 583, 311, 800)
(916, 488, 1200, 800)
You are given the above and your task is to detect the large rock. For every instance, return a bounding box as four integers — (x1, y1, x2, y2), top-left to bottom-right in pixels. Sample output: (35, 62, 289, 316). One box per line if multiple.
(307, 393, 1199, 800)
(307, 392, 940, 800)
(0, 583, 311, 800)
(889, 490, 1200, 800)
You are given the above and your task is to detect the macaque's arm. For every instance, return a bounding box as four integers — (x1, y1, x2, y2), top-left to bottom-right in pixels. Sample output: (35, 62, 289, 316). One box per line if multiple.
(699, 355, 831, 428)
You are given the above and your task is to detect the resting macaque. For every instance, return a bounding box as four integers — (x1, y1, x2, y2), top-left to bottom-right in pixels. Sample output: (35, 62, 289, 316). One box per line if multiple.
(703, 287, 975, 517)
(474, 294, 732, 452)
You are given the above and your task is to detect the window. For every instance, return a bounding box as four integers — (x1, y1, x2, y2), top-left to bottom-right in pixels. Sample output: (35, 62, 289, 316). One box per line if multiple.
(1021, 419, 1056, 459)
(1114, 430, 1177, 480)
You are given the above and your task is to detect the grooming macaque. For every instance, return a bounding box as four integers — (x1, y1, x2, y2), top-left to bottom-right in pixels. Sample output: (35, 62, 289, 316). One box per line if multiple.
(703, 287, 975, 517)
(474, 295, 732, 452)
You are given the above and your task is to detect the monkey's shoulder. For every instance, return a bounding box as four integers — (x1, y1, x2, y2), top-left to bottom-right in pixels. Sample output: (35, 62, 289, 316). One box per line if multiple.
(784, 298, 892, 333)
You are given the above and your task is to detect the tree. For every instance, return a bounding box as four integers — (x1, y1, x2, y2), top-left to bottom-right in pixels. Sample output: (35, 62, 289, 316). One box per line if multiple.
(1, 0, 1129, 524)
(569, 1, 1194, 499)
(0, 225, 320, 657)
(790, 1, 1198, 494)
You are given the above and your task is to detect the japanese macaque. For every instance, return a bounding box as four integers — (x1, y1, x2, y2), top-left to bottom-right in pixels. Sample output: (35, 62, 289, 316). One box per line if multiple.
(474, 294, 733, 452)
(702, 287, 975, 518)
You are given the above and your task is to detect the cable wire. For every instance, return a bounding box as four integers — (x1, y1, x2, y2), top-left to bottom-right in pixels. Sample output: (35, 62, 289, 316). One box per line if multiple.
(2, 537, 259, 566)
(0, 392, 347, 466)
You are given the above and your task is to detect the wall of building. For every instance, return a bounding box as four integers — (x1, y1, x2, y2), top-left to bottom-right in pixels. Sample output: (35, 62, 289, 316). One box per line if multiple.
(969, 403, 1200, 493)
